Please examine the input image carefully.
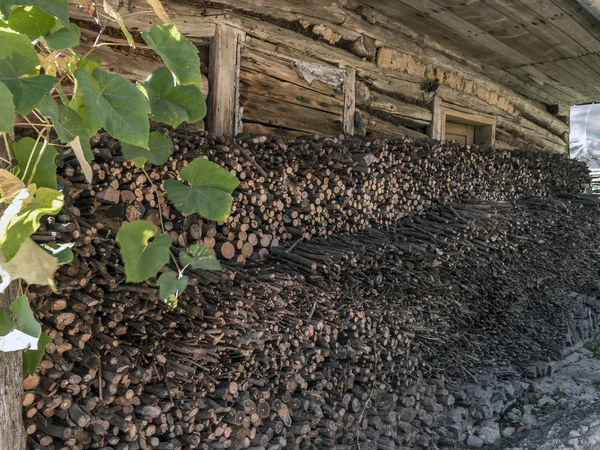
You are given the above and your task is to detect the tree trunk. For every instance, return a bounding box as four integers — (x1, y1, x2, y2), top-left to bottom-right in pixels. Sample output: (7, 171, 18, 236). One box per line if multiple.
(0, 133, 26, 450)
(0, 282, 26, 450)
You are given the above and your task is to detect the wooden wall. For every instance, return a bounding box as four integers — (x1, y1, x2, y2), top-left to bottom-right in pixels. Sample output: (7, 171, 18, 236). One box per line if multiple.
(69, 0, 571, 153)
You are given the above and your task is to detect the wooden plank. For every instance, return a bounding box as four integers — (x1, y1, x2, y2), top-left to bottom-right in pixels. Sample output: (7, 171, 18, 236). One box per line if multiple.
(207, 24, 246, 136)
(547, 0, 600, 45)
(431, 0, 563, 62)
(242, 122, 304, 139)
(442, 0, 593, 58)
(428, 96, 443, 140)
(239, 69, 343, 115)
(516, 0, 600, 53)
(76, 43, 209, 98)
(513, 66, 588, 104)
(555, 58, 600, 98)
(442, 105, 496, 126)
(240, 48, 344, 99)
(240, 91, 342, 136)
(359, 109, 428, 138)
(358, 0, 511, 66)
(531, 61, 600, 99)
(369, 91, 432, 128)
(381, 0, 537, 67)
(343, 68, 356, 136)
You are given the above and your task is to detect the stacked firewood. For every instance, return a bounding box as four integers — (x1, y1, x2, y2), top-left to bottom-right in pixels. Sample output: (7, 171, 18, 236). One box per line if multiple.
(55, 130, 589, 264)
(24, 133, 599, 450)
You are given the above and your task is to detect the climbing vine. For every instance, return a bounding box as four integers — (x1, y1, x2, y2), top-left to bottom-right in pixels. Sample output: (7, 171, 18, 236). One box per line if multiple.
(0, 1, 238, 372)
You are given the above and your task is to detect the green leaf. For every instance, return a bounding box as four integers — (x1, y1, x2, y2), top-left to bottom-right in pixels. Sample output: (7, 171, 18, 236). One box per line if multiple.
(141, 24, 202, 87)
(0, 310, 15, 336)
(10, 295, 41, 338)
(157, 271, 188, 304)
(45, 23, 80, 50)
(23, 332, 50, 374)
(12, 137, 58, 189)
(121, 131, 172, 168)
(0, 29, 57, 114)
(40, 242, 73, 265)
(103, 0, 134, 47)
(38, 96, 95, 162)
(180, 244, 222, 270)
(0, 81, 14, 133)
(0, 186, 64, 261)
(116, 220, 171, 283)
(74, 68, 150, 148)
(164, 159, 239, 220)
(8, 6, 55, 37)
(0, 0, 68, 25)
(143, 67, 206, 127)
(0, 237, 59, 292)
(0, 295, 42, 352)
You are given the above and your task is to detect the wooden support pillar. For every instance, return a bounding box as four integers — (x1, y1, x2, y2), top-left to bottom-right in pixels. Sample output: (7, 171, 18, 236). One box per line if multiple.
(207, 24, 245, 136)
(0, 134, 26, 450)
(343, 68, 356, 136)
(428, 96, 443, 141)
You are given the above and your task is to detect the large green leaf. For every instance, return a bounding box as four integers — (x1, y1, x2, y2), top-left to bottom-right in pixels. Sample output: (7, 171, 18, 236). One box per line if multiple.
(38, 95, 94, 163)
(141, 24, 202, 87)
(10, 295, 40, 338)
(0, 295, 42, 351)
(180, 244, 222, 270)
(74, 68, 150, 148)
(44, 23, 80, 50)
(0, 81, 14, 133)
(157, 271, 188, 306)
(0, 237, 59, 292)
(23, 332, 50, 374)
(164, 159, 239, 220)
(0, 186, 64, 261)
(12, 137, 57, 189)
(121, 131, 172, 168)
(0, 310, 14, 336)
(8, 6, 55, 37)
(142, 67, 206, 127)
(116, 220, 171, 283)
(0, 29, 57, 114)
(0, 0, 69, 25)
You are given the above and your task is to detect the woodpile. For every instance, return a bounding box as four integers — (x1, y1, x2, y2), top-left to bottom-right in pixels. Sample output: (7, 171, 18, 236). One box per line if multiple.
(24, 132, 598, 450)
(57, 129, 588, 265)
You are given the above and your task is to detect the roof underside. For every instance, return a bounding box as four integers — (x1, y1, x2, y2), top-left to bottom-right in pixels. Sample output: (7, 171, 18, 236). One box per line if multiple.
(359, 0, 600, 106)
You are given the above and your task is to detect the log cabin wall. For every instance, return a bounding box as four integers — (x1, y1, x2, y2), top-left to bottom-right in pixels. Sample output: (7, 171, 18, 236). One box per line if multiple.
(69, 0, 575, 154)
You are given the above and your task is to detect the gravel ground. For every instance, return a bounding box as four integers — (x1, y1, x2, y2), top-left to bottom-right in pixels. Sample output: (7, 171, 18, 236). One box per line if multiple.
(486, 347, 600, 450)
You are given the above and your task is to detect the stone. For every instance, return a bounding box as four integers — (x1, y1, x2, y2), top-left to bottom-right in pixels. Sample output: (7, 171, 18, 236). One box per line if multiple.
(502, 427, 517, 437)
(520, 411, 537, 426)
(477, 422, 501, 444)
(466, 436, 484, 448)
(538, 396, 556, 408)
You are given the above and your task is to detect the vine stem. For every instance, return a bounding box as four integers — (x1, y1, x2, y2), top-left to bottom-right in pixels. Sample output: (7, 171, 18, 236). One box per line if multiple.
(1, 133, 13, 161)
(141, 167, 183, 276)
(27, 134, 50, 186)
(22, 127, 47, 183)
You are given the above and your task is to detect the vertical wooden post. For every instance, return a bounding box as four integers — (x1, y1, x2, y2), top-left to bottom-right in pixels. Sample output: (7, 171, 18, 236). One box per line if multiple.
(0, 134, 26, 450)
(428, 96, 443, 141)
(343, 68, 356, 136)
(207, 24, 246, 136)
